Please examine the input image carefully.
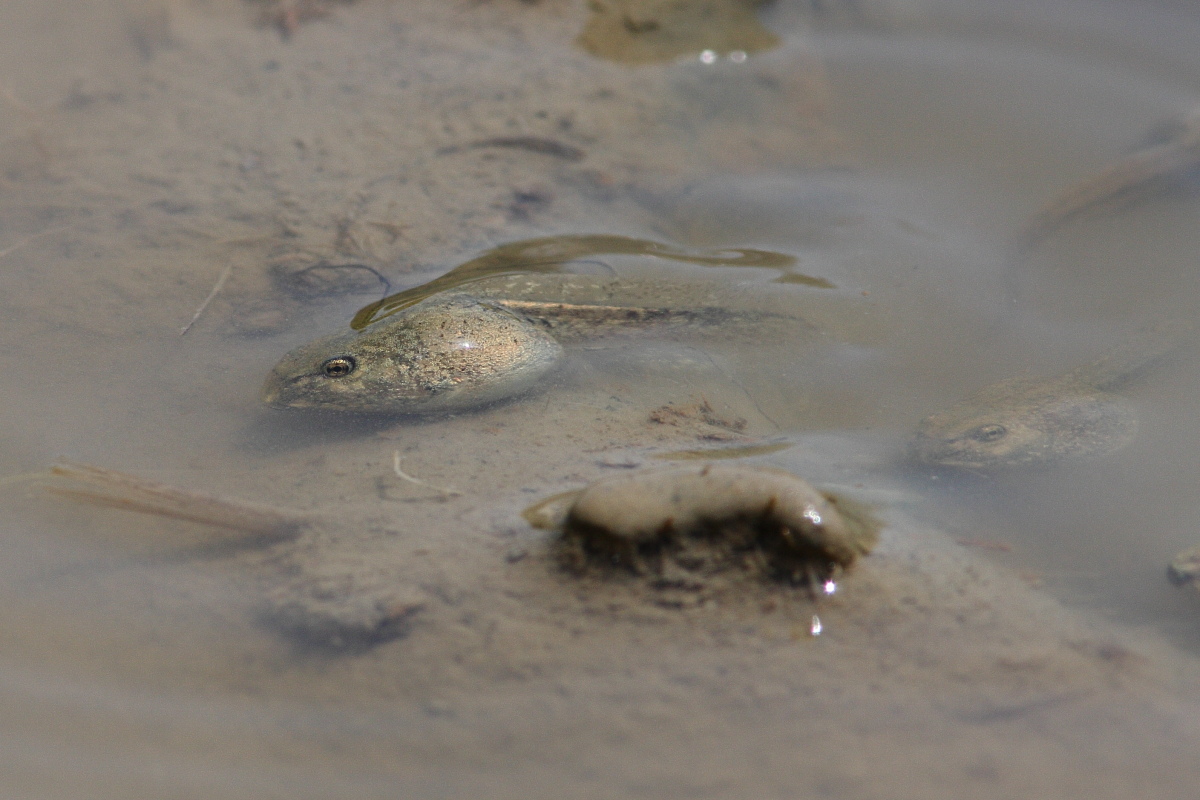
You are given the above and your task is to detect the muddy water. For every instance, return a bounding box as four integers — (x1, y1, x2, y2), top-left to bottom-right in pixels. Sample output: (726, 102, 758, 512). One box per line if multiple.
(805, 3, 1200, 640)
(6, 0, 1200, 797)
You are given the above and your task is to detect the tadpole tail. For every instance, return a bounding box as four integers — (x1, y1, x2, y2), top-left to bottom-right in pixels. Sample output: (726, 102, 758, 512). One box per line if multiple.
(1068, 319, 1192, 390)
(496, 298, 809, 342)
(1006, 108, 1200, 309)
(1018, 135, 1200, 254)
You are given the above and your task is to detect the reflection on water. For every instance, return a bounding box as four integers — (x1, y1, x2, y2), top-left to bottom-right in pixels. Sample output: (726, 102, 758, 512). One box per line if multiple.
(7, 0, 1200, 796)
(575, 0, 780, 65)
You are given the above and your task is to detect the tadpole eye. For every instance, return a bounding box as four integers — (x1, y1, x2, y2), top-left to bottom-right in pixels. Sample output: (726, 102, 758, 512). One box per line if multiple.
(321, 356, 356, 378)
(970, 423, 1007, 443)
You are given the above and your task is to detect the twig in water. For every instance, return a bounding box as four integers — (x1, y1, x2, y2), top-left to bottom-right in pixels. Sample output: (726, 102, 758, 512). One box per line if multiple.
(181, 260, 234, 335)
(46, 460, 306, 536)
(392, 451, 460, 497)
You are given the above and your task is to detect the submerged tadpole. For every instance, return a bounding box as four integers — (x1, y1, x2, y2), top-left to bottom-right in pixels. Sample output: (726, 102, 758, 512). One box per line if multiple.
(263, 235, 822, 416)
(910, 321, 1190, 470)
(1020, 106, 1200, 250)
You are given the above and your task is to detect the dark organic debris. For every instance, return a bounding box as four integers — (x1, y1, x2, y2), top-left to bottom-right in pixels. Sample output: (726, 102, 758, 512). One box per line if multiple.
(506, 184, 555, 221)
(438, 136, 586, 162)
(649, 398, 747, 436)
(262, 593, 424, 653)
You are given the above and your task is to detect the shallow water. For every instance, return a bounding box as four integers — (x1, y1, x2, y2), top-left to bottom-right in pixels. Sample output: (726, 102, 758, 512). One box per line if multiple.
(808, 4, 1200, 642)
(6, 0, 1200, 797)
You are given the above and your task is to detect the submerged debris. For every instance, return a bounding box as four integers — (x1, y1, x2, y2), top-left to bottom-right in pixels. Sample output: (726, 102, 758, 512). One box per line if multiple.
(263, 582, 423, 654)
(180, 261, 234, 335)
(44, 461, 305, 538)
(1168, 544, 1200, 588)
(648, 398, 749, 442)
(540, 464, 880, 586)
(437, 136, 586, 162)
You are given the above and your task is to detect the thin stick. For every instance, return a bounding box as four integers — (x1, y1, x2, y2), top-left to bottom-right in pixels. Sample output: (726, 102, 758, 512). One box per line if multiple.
(392, 451, 460, 496)
(47, 461, 306, 536)
(181, 260, 234, 335)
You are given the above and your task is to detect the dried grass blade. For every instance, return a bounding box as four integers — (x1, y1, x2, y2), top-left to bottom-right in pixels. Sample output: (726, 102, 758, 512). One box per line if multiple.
(47, 461, 306, 536)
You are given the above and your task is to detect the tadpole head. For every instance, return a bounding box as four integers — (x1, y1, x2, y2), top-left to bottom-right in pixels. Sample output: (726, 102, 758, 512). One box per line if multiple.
(262, 294, 564, 415)
(909, 409, 1038, 469)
